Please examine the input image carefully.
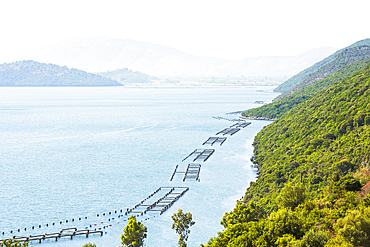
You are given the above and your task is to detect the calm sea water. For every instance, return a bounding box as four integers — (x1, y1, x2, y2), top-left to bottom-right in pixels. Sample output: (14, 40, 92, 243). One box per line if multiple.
(0, 86, 278, 247)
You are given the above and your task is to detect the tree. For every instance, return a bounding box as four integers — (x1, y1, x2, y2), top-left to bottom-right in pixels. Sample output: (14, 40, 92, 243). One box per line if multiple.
(82, 243, 96, 247)
(334, 208, 370, 247)
(221, 201, 264, 228)
(294, 230, 331, 247)
(324, 235, 354, 247)
(276, 183, 307, 210)
(275, 234, 297, 247)
(0, 240, 28, 247)
(121, 216, 147, 247)
(171, 209, 195, 247)
(265, 208, 304, 242)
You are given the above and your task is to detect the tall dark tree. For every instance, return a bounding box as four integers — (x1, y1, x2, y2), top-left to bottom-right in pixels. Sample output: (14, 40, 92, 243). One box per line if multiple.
(171, 209, 195, 247)
(121, 216, 147, 247)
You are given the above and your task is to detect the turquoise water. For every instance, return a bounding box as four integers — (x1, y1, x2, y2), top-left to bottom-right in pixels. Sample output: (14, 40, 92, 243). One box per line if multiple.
(0, 86, 278, 246)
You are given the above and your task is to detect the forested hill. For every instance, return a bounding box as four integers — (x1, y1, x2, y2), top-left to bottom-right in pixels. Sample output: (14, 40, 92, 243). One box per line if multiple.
(274, 38, 370, 93)
(242, 46, 370, 119)
(277, 45, 370, 99)
(0, 60, 121, 86)
(204, 63, 370, 246)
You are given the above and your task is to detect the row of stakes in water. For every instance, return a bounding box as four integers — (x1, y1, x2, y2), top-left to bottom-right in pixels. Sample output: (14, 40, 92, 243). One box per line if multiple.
(2, 212, 160, 237)
(86, 214, 158, 233)
(1, 188, 163, 236)
(1, 213, 159, 242)
(1, 209, 131, 236)
(1, 187, 181, 236)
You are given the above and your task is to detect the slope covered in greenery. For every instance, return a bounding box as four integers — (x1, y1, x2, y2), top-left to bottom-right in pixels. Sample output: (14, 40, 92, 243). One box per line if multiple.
(277, 45, 370, 99)
(242, 55, 370, 119)
(204, 63, 370, 246)
(0, 60, 121, 86)
(274, 38, 370, 93)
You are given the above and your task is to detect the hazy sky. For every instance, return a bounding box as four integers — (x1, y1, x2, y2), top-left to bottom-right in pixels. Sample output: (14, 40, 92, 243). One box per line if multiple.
(1, 0, 369, 63)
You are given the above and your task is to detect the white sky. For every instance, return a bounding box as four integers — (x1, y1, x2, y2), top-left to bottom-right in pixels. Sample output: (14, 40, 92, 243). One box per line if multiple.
(0, 0, 370, 63)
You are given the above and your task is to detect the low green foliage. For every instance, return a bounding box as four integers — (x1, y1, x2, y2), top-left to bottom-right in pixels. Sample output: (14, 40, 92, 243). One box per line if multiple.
(276, 183, 307, 210)
(275, 234, 297, 247)
(324, 235, 354, 247)
(294, 230, 331, 247)
(82, 243, 96, 247)
(0, 240, 28, 247)
(334, 207, 370, 247)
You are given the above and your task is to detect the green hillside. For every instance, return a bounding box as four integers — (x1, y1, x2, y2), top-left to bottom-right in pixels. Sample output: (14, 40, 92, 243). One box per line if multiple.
(0, 60, 121, 86)
(277, 45, 370, 99)
(204, 63, 370, 246)
(243, 54, 370, 119)
(274, 38, 370, 93)
(97, 68, 158, 84)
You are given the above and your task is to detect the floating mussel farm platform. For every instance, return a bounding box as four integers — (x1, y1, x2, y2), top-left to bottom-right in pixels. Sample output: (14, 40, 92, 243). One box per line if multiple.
(125, 187, 189, 216)
(202, 137, 227, 146)
(182, 149, 215, 162)
(170, 163, 201, 182)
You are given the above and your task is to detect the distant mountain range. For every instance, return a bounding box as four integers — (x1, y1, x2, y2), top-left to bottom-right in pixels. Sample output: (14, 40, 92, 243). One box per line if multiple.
(0, 60, 121, 86)
(28, 37, 337, 80)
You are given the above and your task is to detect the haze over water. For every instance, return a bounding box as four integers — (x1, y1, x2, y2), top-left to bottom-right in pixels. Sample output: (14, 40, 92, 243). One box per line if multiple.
(0, 86, 279, 246)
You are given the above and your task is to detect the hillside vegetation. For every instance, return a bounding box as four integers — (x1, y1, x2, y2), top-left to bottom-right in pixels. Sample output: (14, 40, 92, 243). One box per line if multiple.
(243, 53, 370, 119)
(0, 60, 121, 86)
(274, 38, 370, 93)
(277, 45, 370, 99)
(204, 63, 370, 246)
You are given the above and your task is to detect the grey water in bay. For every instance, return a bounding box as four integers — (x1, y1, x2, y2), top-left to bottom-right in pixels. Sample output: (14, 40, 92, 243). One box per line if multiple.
(0, 86, 278, 247)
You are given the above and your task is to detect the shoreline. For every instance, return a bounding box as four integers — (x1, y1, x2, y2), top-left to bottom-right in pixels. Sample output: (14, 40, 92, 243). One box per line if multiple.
(121, 79, 281, 87)
(122, 83, 279, 88)
(239, 115, 276, 121)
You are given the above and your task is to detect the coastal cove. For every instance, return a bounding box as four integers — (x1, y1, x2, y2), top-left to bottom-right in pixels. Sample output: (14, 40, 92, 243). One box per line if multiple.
(0, 86, 279, 246)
